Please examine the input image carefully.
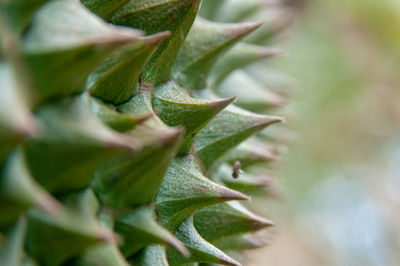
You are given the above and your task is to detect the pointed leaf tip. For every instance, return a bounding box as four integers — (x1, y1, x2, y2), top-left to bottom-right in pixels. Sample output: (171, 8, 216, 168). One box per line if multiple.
(143, 31, 171, 46)
(173, 19, 263, 90)
(209, 96, 236, 113)
(251, 217, 275, 231)
(156, 155, 249, 230)
(169, 217, 242, 266)
(227, 21, 263, 39)
(218, 186, 250, 201)
(209, 43, 285, 87)
(152, 81, 234, 154)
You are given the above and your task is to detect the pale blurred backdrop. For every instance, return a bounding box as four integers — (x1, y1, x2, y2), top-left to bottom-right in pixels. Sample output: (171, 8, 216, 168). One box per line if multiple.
(245, 0, 400, 265)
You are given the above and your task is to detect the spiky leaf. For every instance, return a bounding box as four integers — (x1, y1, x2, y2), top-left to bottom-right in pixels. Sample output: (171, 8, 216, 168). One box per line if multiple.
(115, 205, 187, 257)
(168, 217, 241, 266)
(25, 208, 111, 266)
(130, 245, 169, 266)
(0, 217, 26, 265)
(173, 18, 261, 90)
(22, 0, 142, 103)
(87, 32, 169, 104)
(110, 0, 202, 85)
(152, 81, 234, 154)
(194, 90, 283, 169)
(155, 155, 249, 230)
(194, 202, 273, 242)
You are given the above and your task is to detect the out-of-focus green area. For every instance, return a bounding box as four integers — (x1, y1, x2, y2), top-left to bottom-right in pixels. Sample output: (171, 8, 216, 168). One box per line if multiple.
(248, 0, 400, 265)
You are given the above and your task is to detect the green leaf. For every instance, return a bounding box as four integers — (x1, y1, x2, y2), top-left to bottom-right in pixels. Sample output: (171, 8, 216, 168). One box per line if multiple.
(87, 32, 170, 104)
(199, 0, 226, 20)
(152, 81, 234, 154)
(168, 217, 241, 266)
(130, 245, 169, 266)
(173, 18, 261, 90)
(217, 164, 275, 192)
(81, 0, 129, 21)
(91, 122, 182, 208)
(90, 97, 152, 132)
(60, 189, 100, 218)
(0, 63, 36, 162)
(110, 0, 202, 85)
(115, 205, 188, 257)
(212, 234, 268, 251)
(155, 155, 249, 230)
(25, 208, 112, 266)
(218, 137, 280, 169)
(217, 70, 287, 112)
(194, 201, 273, 242)
(0, 148, 59, 227)
(194, 90, 283, 169)
(21, 0, 142, 103)
(243, 9, 293, 45)
(209, 43, 283, 88)
(208, 0, 264, 23)
(72, 209, 130, 266)
(0, 0, 49, 33)
(25, 93, 136, 193)
(0, 217, 26, 266)
(117, 84, 168, 128)
(73, 242, 130, 266)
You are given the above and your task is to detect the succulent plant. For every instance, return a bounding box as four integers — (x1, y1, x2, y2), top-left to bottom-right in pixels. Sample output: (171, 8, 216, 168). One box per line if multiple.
(0, 0, 293, 265)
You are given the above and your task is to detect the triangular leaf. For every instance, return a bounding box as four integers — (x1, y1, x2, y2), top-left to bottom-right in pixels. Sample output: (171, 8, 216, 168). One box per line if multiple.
(25, 93, 136, 193)
(155, 155, 249, 230)
(0, 63, 36, 162)
(0, 217, 26, 266)
(217, 70, 287, 112)
(213, 233, 269, 251)
(173, 18, 261, 90)
(110, 0, 202, 85)
(115, 205, 188, 257)
(218, 164, 275, 192)
(25, 207, 112, 266)
(0, 148, 59, 227)
(90, 97, 152, 132)
(22, 0, 142, 103)
(152, 81, 234, 154)
(194, 90, 283, 169)
(219, 137, 280, 169)
(168, 217, 241, 266)
(130, 245, 169, 266)
(91, 122, 182, 208)
(209, 43, 283, 87)
(87, 32, 170, 104)
(194, 202, 273, 242)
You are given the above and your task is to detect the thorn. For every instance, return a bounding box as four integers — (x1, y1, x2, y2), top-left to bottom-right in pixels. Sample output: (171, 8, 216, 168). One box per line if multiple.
(167, 236, 190, 257)
(95, 227, 115, 244)
(218, 256, 242, 266)
(258, 47, 286, 58)
(254, 115, 285, 128)
(142, 31, 171, 46)
(135, 112, 154, 123)
(251, 216, 275, 231)
(219, 186, 250, 201)
(209, 96, 236, 113)
(228, 21, 263, 40)
(35, 194, 63, 216)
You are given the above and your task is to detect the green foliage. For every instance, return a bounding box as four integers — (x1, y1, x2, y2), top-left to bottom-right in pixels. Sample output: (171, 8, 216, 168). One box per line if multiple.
(0, 0, 292, 265)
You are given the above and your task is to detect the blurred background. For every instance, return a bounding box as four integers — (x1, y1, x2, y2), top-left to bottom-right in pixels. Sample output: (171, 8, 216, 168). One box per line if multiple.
(245, 0, 400, 265)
